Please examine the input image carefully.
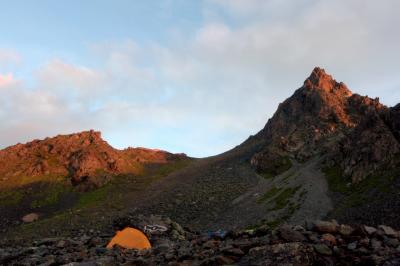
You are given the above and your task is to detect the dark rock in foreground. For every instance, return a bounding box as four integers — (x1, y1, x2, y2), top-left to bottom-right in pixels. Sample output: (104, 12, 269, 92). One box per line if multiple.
(1, 216, 400, 265)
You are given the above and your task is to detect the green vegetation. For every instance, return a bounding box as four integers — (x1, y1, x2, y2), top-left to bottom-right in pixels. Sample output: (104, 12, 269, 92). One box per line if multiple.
(266, 216, 290, 228)
(6, 158, 195, 240)
(262, 200, 300, 229)
(260, 172, 274, 179)
(323, 166, 395, 195)
(19, 173, 66, 187)
(0, 190, 24, 206)
(275, 156, 293, 173)
(324, 165, 399, 211)
(76, 185, 110, 208)
(77, 158, 193, 209)
(282, 172, 297, 183)
(149, 158, 192, 179)
(258, 185, 301, 211)
(31, 184, 70, 208)
(341, 174, 394, 209)
(259, 156, 292, 179)
(271, 186, 301, 210)
(323, 166, 348, 193)
(287, 201, 301, 215)
(247, 211, 297, 230)
(258, 186, 282, 203)
(266, 218, 284, 228)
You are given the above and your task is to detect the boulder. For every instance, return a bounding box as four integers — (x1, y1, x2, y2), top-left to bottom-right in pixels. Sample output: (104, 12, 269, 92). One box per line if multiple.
(314, 221, 337, 233)
(278, 225, 306, 242)
(338, 224, 354, 236)
(378, 225, 397, 238)
(313, 244, 332, 256)
(321, 233, 337, 246)
(22, 213, 39, 223)
(364, 225, 377, 235)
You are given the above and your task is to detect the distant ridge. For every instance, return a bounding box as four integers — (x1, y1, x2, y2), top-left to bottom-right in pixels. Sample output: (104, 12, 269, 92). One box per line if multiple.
(0, 129, 186, 191)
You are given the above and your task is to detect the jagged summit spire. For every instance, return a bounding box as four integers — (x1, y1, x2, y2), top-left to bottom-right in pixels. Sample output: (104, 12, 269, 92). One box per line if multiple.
(303, 67, 352, 97)
(307, 67, 333, 85)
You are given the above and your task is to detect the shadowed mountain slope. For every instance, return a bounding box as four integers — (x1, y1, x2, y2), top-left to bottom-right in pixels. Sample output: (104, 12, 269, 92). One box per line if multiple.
(0, 130, 188, 233)
(126, 67, 400, 231)
(2, 67, 400, 240)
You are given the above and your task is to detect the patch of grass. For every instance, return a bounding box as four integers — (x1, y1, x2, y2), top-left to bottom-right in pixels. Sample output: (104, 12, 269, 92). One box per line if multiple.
(258, 185, 301, 211)
(324, 165, 395, 196)
(287, 201, 301, 215)
(266, 218, 285, 228)
(246, 216, 288, 230)
(258, 186, 282, 203)
(282, 172, 297, 183)
(0, 190, 24, 206)
(323, 166, 349, 193)
(265, 201, 300, 228)
(341, 174, 395, 208)
(248, 197, 301, 230)
(6, 158, 195, 240)
(150, 158, 192, 179)
(260, 172, 274, 179)
(271, 186, 301, 211)
(19, 173, 66, 187)
(17, 211, 72, 237)
(30, 184, 69, 208)
(76, 185, 110, 209)
(325, 165, 400, 213)
(74, 158, 193, 210)
(259, 156, 292, 179)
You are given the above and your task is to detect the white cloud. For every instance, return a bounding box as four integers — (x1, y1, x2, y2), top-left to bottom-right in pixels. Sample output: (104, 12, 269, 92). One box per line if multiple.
(0, 73, 16, 88)
(0, 1, 399, 156)
(37, 59, 103, 93)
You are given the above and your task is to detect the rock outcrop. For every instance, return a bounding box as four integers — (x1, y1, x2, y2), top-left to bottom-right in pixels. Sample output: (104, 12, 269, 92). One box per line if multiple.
(0, 130, 186, 191)
(333, 107, 400, 182)
(250, 67, 400, 184)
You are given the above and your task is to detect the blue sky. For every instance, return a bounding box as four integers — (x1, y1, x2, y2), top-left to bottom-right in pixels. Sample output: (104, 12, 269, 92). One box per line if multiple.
(0, 0, 399, 157)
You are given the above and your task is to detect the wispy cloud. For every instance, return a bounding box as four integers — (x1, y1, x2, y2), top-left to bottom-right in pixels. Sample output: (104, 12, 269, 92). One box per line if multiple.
(0, 49, 21, 66)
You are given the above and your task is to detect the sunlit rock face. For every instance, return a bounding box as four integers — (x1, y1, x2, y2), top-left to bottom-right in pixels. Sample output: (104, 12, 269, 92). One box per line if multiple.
(0, 130, 186, 191)
(250, 67, 400, 183)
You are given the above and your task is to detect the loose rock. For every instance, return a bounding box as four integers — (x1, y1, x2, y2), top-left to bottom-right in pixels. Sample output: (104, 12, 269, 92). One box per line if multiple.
(22, 213, 39, 223)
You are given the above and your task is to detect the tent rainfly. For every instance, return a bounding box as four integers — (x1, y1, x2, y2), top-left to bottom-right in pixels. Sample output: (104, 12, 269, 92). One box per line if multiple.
(106, 227, 151, 250)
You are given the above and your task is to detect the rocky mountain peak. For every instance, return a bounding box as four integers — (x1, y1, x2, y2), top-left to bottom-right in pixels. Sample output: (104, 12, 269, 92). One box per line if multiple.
(305, 67, 333, 86)
(250, 67, 391, 175)
(303, 67, 352, 98)
(62, 130, 104, 146)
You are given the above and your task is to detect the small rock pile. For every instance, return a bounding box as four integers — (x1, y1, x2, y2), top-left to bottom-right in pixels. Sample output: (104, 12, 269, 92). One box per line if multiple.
(1, 218, 400, 265)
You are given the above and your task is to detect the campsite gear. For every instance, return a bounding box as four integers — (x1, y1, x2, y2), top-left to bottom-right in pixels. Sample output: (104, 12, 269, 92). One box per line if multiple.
(106, 227, 151, 250)
(207, 229, 228, 239)
(144, 224, 168, 234)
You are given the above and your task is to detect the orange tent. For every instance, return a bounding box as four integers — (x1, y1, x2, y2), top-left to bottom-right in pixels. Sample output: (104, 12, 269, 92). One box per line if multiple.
(106, 227, 151, 250)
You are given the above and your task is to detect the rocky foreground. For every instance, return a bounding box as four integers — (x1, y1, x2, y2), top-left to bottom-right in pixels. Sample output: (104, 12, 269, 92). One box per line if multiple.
(1, 216, 400, 265)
